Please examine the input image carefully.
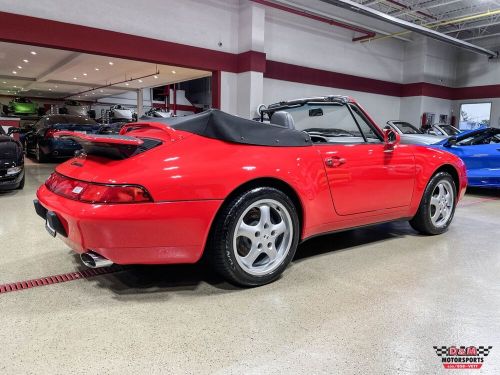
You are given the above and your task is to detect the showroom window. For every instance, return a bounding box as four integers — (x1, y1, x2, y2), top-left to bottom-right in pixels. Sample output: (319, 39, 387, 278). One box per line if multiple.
(459, 102, 492, 130)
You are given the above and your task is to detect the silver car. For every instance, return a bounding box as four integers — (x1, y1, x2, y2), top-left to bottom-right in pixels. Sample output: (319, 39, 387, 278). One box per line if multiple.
(385, 121, 445, 145)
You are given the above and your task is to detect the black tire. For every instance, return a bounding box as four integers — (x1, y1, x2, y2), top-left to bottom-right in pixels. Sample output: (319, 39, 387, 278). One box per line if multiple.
(17, 173, 25, 190)
(409, 171, 457, 235)
(35, 143, 47, 163)
(208, 187, 300, 287)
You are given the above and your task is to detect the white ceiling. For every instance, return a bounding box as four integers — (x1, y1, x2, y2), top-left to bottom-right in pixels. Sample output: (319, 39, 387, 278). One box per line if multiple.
(0, 42, 211, 100)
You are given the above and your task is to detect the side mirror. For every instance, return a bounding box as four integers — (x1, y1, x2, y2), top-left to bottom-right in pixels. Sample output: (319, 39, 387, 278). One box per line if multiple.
(444, 137, 457, 147)
(383, 128, 400, 149)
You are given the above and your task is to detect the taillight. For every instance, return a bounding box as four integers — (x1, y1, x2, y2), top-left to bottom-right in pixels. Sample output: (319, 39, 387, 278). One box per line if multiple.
(45, 173, 152, 203)
(45, 128, 59, 139)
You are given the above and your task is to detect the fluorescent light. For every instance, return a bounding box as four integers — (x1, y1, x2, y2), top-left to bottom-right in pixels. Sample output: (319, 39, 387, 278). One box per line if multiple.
(108, 61, 114, 65)
(17, 66, 22, 69)
(30, 51, 37, 55)
(2, 81, 6, 84)
(23, 59, 29, 63)
(171, 70, 176, 74)
(48, 88, 52, 91)
(100, 90, 104, 92)
(125, 83, 129, 86)
(138, 79, 143, 83)
(73, 77, 77, 80)
(83, 73, 87, 76)
(154, 75, 158, 79)
(12, 71, 17, 74)
(13, 85, 16, 88)
(95, 67, 99, 71)
(54, 85, 58, 88)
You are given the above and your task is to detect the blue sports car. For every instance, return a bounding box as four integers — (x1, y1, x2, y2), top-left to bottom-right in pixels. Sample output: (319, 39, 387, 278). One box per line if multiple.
(431, 127, 500, 188)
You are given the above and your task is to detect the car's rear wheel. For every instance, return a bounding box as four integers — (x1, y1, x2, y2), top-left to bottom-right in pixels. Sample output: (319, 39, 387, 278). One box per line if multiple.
(208, 187, 299, 287)
(35, 143, 47, 163)
(409, 171, 456, 235)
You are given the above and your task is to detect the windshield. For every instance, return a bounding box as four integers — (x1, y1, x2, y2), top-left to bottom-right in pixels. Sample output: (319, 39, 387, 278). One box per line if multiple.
(457, 129, 500, 145)
(392, 121, 422, 134)
(439, 125, 460, 135)
(271, 103, 381, 144)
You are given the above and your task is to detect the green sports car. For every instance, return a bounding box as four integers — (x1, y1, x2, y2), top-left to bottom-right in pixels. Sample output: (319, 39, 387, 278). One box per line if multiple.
(3, 97, 40, 116)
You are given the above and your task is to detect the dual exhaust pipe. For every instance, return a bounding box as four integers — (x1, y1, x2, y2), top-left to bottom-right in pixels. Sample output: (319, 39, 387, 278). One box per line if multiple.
(80, 251, 113, 268)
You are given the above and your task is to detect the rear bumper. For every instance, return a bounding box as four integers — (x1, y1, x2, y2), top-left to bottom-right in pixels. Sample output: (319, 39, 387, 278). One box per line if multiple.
(35, 184, 223, 265)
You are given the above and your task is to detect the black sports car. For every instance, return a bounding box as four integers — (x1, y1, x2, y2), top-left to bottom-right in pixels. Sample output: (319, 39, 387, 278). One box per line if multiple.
(0, 127, 25, 190)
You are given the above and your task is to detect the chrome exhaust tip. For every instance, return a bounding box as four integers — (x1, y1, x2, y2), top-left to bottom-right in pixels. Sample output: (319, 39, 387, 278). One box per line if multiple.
(80, 251, 113, 268)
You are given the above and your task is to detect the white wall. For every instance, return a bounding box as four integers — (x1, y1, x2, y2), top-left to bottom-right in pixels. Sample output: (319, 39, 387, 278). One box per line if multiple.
(264, 6, 405, 83)
(0, 0, 241, 53)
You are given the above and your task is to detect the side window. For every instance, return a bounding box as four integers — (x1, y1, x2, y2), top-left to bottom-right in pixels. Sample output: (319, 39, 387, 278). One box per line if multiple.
(287, 104, 366, 143)
(349, 105, 382, 142)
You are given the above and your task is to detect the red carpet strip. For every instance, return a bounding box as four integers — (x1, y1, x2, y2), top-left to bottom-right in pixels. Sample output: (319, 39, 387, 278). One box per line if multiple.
(0, 267, 120, 295)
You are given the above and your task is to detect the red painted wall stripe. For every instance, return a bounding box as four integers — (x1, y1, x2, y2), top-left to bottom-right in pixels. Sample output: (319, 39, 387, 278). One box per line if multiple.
(265, 60, 403, 97)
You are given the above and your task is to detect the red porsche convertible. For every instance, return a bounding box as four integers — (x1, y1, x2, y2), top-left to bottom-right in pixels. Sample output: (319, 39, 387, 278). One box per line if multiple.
(34, 96, 467, 286)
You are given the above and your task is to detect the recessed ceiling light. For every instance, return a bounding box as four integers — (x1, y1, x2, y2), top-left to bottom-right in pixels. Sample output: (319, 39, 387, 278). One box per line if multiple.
(95, 67, 99, 71)
(30, 51, 37, 55)
(125, 83, 129, 86)
(171, 70, 176, 74)
(23, 59, 29, 63)
(17, 66, 22, 69)
(108, 61, 114, 65)
(12, 71, 17, 74)
(2, 81, 6, 84)
(92, 92, 95, 95)
(138, 79, 143, 83)
(48, 88, 52, 91)
(100, 90, 104, 93)
(84, 94, 88, 96)
(13, 85, 16, 88)
(73, 77, 77, 80)
(154, 75, 158, 79)
(83, 73, 87, 76)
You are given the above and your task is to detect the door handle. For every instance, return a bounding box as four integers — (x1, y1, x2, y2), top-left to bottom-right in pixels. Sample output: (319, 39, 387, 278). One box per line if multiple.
(325, 156, 346, 168)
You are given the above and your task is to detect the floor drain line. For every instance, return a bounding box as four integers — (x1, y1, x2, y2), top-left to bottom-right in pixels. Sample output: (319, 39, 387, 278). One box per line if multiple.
(0, 267, 120, 295)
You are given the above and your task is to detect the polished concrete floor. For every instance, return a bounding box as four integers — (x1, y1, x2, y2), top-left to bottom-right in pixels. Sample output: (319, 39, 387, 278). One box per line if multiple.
(1, 160, 499, 374)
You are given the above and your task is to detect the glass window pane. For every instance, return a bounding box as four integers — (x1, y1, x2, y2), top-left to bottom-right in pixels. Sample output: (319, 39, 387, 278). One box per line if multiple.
(459, 103, 491, 130)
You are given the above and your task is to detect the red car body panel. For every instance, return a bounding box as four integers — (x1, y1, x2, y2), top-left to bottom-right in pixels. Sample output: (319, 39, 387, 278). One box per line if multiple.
(36, 102, 467, 265)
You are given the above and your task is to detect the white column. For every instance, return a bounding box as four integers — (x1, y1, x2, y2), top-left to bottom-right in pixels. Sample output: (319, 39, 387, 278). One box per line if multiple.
(136, 89, 144, 117)
(235, 1, 265, 119)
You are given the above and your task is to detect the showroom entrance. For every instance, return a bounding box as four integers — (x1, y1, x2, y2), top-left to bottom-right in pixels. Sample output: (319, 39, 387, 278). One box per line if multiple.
(0, 41, 213, 124)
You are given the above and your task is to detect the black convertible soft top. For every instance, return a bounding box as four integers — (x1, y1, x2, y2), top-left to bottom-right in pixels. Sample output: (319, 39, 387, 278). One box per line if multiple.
(140, 109, 312, 147)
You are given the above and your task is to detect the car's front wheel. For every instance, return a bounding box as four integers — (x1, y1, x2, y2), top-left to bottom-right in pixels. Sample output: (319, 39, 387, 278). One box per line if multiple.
(208, 187, 299, 287)
(409, 171, 457, 235)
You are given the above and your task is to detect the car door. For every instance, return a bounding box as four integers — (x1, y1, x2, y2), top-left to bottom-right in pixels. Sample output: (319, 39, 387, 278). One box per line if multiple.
(315, 104, 416, 215)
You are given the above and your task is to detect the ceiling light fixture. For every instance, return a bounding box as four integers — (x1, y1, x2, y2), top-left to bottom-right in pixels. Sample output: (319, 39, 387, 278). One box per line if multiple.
(17, 66, 22, 69)
(2, 81, 6, 84)
(138, 79, 143, 83)
(109, 61, 114, 65)
(48, 88, 52, 91)
(23, 59, 29, 63)
(83, 73, 87, 76)
(171, 70, 176, 74)
(100, 90, 104, 92)
(95, 67, 99, 71)
(154, 75, 158, 79)
(73, 77, 77, 80)
(55, 85, 58, 88)
(30, 51, 37, 55)
(125, 83, 129, 86)
(12, 71, 17, 74)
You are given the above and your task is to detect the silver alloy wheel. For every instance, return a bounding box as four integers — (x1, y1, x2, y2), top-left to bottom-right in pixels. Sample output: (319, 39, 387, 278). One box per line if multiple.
(233, 199, 293, 276)
(429, 180, 454, 227)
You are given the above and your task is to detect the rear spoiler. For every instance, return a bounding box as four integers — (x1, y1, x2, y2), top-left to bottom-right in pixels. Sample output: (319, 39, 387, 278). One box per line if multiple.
(55, 131, 148, 160)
